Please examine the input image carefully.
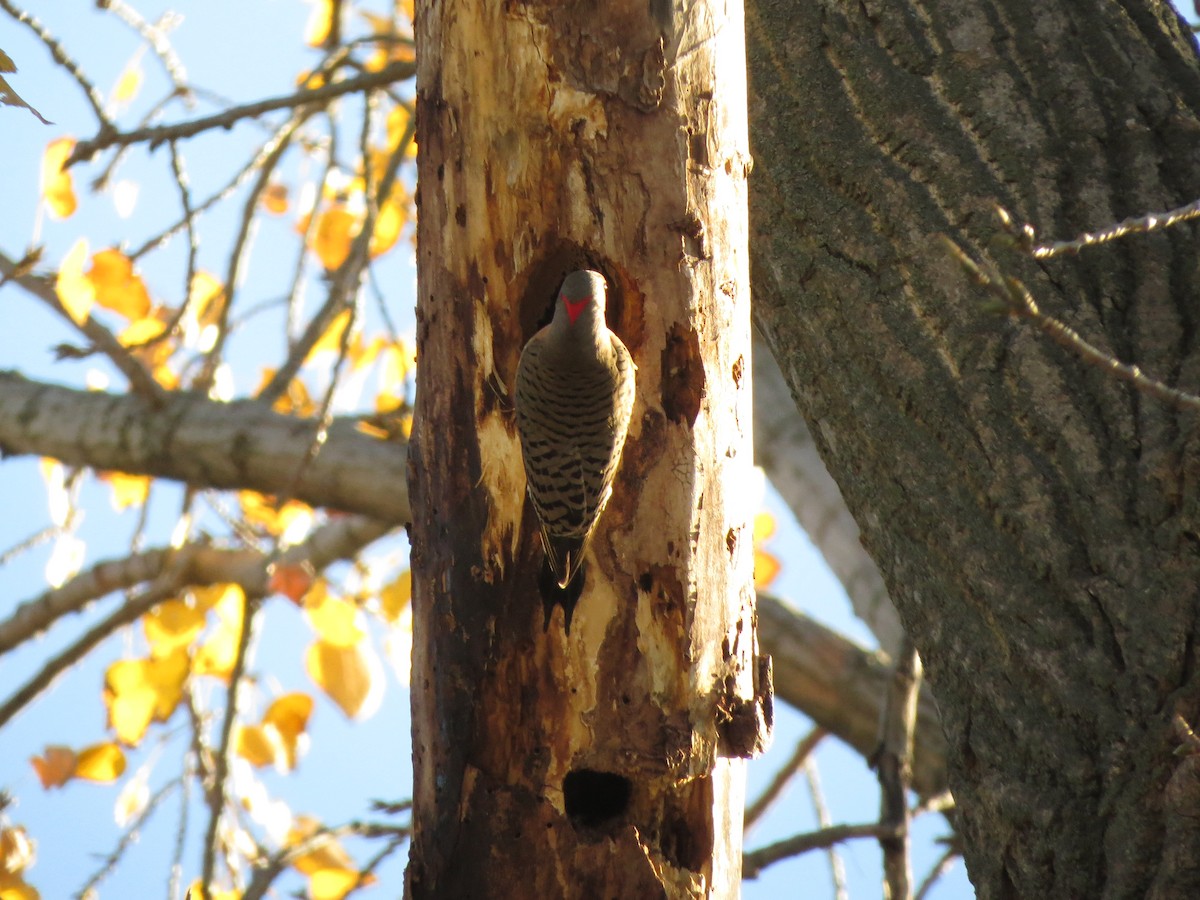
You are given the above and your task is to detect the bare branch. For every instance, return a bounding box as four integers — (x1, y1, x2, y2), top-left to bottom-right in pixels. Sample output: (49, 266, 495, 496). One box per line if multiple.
(744, 726, 826, 832)
(76, 775, 182, 898)
(755, 593, 949, 799)
(742, 821, 903, 880)
(0, 0, 111, 126)
(914, 844, 961, 900)
(0, 515, 392, 654)
(0, 373, 410, 522)
(67, 60, 416, 165)
(0, 251, 165, 402)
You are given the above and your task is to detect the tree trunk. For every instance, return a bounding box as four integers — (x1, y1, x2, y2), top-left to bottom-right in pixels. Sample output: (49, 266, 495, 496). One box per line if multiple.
(407, 1, 762, 897)
(746, 0, 1200, 897)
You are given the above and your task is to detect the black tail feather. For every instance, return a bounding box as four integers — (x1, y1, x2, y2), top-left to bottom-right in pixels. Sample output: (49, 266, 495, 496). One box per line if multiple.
(539, 557, 585, 633)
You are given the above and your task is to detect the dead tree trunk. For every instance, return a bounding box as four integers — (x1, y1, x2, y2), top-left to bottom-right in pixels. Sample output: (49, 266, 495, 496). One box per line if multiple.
(407, 1, 763, 897)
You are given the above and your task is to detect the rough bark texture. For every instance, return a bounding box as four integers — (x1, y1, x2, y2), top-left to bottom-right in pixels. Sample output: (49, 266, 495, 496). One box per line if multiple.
(753, 332, 903, 654)
(407, 1, 758, 897)
(746, 0, 1200, 897)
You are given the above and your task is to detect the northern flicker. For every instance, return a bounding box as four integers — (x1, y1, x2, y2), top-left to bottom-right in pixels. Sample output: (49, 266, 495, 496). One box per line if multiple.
(515, 269, 636, 630)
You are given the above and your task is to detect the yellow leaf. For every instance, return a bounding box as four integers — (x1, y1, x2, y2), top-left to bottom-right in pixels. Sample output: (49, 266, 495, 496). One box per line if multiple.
(263, 692, 314, 771)
(41, 137, 77, 219)
(239, 492, 314, 540)
(191, 583, 241, 614)
(143, 600, 205, 655)
(188, 271, 226, 328)
(184, 880, 239, 900)
(114, 770, 150, 827)
(309, 867, 361, 900)
(235, 724, 275, 769)
(88, 248, 152, 319)
(369, 193, 405, 258)
(304, 0, 335, 47)
(753, 511, 776, 543)
(306, 308, 352, 360)
(193, 586, 245, 680)
(385, 105, 417, 157)
(378, 570, 411, 623)
(304, 583, 364, 647)
(753, 548, 782, 590)
(355, 420, 390, 440)
(309, 204, 359, 270)
(306, 640, 378, 719)
(112, 60, 142, 105)
(55, 238, 94, 325)
(262, 182, 289, 214)
(75, 742, 126, 782)
(0, 877, 42, 900)
(101, 471, 151, 510)
(0, 825, 36, 873)
(30, 746, 76, 789)
(104, 650, 189, 744)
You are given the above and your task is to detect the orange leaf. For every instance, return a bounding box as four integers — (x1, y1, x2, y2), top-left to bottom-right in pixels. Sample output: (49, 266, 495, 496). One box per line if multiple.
(55, 238, 94, 325)
(41, 137, 77, 219)
(235, 724, 276, 769)
(262, 182, 289, 214)
(306, 639, 379, 719)
(30, 746, 76, 789)
(269, 562, 315, 604)
(309, 204, 359, 270)
(75, 742, 126, 782)
(753, 548, 782, 591)
(88, 248, 152, 319)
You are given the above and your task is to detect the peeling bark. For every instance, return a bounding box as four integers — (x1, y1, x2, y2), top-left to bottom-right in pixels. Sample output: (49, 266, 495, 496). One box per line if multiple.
(747, 0, 1200, 895)
(407, 0, 758, 896)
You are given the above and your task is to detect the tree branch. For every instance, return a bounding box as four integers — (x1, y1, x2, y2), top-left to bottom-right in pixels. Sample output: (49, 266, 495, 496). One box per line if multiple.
(742, 821, 903, 880)
(0, 373, 410, 522)
(755, 593, 948, 799)
(874, 637, 923, 900)
(67, 60, 416, 165)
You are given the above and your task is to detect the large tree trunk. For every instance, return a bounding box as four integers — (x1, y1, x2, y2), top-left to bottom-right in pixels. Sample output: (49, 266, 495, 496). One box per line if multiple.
(407, 1, 762, 897)
(746, 0, 1200, 896)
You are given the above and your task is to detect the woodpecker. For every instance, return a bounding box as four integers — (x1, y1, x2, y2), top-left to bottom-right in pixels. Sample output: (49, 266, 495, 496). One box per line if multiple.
(515, 269, 636, 631)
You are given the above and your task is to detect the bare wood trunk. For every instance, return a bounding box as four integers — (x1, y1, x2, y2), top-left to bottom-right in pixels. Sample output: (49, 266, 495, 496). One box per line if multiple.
(747, 0, 1200, 896)
(407, 1, 760, 897)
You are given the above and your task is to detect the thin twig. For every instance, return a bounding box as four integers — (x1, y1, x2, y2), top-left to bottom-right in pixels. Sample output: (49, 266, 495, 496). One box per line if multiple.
(914, 844, 961, 900)
(0, 0, 112, 126)
(0, 565, 187, 728)
(744, 726, 826, 831)
(68, 60, 416, 165)
(101, 1, 191, 101)
(75, 776, 181, 898)
(943, 236, 1200, 413)
(0, 249, 165, 402)
(1026, 197, 1200, 259)
(805, 758, 848, 900)
(199, 593, 263, 895)
(874, 636, 923, 900)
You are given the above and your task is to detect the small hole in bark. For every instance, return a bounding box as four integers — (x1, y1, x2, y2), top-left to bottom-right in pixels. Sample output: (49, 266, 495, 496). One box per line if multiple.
(638, 572, 653, 592)
(563, 769, 631, 828)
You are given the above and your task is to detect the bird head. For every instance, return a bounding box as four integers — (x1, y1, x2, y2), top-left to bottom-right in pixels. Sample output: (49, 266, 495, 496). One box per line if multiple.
(553, 269, 608, 335)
